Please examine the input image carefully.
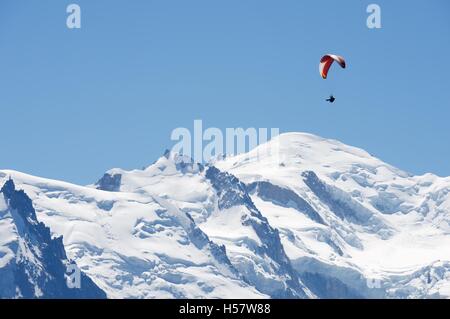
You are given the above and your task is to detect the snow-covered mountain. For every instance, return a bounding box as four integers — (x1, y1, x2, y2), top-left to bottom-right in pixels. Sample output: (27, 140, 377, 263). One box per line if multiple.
(0, 178, 106, 298)
(1, 132, 450, 298)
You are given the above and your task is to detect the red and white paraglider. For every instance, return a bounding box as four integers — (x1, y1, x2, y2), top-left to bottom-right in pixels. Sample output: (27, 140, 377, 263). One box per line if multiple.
(319, 54, 346, 103)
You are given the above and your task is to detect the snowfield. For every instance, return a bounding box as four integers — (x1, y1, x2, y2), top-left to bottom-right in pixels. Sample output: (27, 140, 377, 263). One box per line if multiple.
(1, 132, 450, 298)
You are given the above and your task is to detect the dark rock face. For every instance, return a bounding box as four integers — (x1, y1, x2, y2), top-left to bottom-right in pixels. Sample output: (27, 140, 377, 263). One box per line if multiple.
(246, 181, 325, 224)
(96, 173, 122, 192)
(0, 179, 107, 299)
(205, 166, 307, 298)
(205, 166, 254, 210)
(302, 171, 368, 222)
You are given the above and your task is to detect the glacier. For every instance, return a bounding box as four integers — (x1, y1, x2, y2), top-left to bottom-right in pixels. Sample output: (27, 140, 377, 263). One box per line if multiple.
(0, 178, 106, 298)
(1, 132, 450, 298)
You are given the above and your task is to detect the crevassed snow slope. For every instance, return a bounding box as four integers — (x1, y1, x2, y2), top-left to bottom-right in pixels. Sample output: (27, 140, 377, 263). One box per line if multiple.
(0, 170, 264, 299)
(215, 132, 450, 298)
(93, 154, 310, 298)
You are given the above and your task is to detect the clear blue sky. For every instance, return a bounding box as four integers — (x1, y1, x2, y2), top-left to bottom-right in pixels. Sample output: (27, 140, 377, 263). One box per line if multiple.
(0, 0, 449, 184)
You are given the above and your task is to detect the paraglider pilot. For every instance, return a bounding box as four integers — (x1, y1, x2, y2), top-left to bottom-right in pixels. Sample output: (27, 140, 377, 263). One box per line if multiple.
(326, 95, 335, 103)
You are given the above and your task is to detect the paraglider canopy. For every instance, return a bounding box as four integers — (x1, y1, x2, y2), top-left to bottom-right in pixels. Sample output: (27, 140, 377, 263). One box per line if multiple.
(319, 54, 346, 79)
